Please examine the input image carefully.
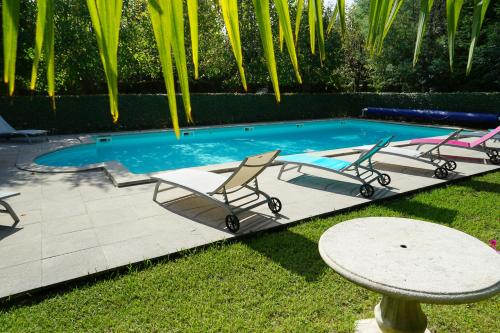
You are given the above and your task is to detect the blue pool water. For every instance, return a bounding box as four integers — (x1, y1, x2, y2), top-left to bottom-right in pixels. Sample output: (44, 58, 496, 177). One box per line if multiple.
(36, 119, 453, 174)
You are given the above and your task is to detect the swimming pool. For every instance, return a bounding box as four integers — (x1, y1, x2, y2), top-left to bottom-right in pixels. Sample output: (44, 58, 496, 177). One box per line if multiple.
(36, 119, 453, 174)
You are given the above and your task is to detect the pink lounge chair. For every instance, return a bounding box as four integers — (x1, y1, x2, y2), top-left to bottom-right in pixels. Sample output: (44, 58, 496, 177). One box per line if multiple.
(410, 126, 500, 165)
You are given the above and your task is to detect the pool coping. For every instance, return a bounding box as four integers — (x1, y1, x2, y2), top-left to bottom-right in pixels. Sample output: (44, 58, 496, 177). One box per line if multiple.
(16, 118, 463, 187)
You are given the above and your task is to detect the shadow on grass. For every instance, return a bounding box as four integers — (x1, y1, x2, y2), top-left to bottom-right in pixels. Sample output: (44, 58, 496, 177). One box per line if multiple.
(459, 179, 500, 194)
(245, 229, 328, 282)
(383, 199, 458, 224)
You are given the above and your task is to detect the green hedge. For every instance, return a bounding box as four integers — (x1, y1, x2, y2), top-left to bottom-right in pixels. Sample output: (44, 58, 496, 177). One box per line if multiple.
(0, 92, 498, 134)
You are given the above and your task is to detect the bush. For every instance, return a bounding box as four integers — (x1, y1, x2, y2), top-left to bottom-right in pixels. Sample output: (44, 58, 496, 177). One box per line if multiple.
(0, 92, 498, 134)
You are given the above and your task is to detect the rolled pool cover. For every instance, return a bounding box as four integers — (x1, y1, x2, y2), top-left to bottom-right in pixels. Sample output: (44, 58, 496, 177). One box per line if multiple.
(362, 107, 500, 125)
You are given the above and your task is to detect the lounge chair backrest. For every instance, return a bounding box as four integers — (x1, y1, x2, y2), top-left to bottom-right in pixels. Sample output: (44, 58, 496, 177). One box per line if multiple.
(354, 136, 393, 166)
(470, 126, 500, 147)
(214, 150, 280, 192)
(421, 128, 463, 154)
(0, 116, 15, 134)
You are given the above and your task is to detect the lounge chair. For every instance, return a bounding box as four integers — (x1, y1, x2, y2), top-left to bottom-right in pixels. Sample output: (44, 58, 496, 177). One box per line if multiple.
(152, 150, 282, 233)
(458, 129, 500, 141)
(277, 137, 393, 198)
(0, 115, 48, 143)
(410, 126, 500, 165)
(354, 129, 463, 179)
(0, 192, 20, 223)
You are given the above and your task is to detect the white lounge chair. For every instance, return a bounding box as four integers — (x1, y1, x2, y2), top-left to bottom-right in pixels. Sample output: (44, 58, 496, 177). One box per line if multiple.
(0, 192, 20, 223)
(354, 129, 463, 179)
(152, 150, 282, 233)
(0, 115, 48, 143)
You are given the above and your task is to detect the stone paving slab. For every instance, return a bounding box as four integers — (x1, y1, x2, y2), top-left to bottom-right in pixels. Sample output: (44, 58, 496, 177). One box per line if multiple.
(0, 135, 498, 299)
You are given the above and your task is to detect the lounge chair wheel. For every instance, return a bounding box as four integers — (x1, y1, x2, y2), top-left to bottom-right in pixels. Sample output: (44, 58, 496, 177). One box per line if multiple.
(434, 167, 448, 179)
(444, 160, 457, 171)
(225, 215, 240, 233)
(490, 155, 500, 165)
(267, 197, 282, 213)
(486, 149, 498, 157)
(360, 184, 374, 198)
(377, 173, 391, 186)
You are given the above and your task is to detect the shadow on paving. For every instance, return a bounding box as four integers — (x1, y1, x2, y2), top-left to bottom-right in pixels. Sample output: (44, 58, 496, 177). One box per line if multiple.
(285, 174, 398, 197)
(157, 193, 287, 233)
(0, 225, 22, 241)
(245, 229, 328, 282)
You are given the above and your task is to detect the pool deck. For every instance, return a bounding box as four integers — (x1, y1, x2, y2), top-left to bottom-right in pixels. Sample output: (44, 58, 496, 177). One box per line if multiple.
(0, 133, 498, 300)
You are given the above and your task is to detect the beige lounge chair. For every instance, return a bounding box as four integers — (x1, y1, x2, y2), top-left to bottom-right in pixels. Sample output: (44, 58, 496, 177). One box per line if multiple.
(152, 150, 282, 233)
(0, 192, 20, 223)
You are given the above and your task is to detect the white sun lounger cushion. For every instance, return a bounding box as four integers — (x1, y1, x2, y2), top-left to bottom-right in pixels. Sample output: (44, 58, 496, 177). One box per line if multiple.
(153, 169, 229, 194)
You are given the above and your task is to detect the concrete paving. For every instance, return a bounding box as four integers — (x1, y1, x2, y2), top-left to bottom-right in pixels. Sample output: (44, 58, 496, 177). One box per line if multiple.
(0, 134, 498, 299)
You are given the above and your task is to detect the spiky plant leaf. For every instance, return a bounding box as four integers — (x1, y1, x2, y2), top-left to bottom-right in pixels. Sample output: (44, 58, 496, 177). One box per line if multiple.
(467, 0, 491, 75)
(148, 0, 180, 138)
(308, 0, 316, 54)
(336, 0, 345, 36)
(169, 0, 192, 123)
(294, 0, 304, 45)
(187, 0, 198, 79)
(252, 0, 280, 102)
(2, 0, 20, 96)
(273, 0, 302, 83)
(86, 0, 123, 123)
(446, 0, 463, 71)
(314, 0, 325, 63)
(326, 4, 338, 35)
(413, 0, 434, 66)
(31, 0, 56, 109)
(219, 0, 247, 91)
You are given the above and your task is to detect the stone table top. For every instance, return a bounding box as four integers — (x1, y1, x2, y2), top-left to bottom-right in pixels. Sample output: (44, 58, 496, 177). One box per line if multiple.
(319, 217, 500, 304)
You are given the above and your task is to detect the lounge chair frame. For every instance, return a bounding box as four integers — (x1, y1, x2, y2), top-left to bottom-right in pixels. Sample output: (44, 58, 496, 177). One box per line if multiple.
(278, 137, 393, 197)
(153, 150, 282, 232)
(0, 192, 20, 223)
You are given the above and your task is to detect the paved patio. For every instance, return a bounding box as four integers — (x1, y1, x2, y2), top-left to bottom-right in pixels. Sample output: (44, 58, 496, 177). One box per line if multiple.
(0, 134, 498, 299)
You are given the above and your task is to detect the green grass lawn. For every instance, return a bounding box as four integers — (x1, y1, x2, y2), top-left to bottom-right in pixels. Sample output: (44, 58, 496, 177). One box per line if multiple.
(1, 171, 499, 332)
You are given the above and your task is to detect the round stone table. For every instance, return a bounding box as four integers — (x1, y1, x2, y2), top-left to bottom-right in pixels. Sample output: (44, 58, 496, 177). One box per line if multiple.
(318, 217, 500, 333)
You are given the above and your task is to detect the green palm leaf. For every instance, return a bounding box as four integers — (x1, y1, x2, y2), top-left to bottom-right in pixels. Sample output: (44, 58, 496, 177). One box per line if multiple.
(148, 0, 180, 138)
(467, 0, 491, 75)
(86, 0, 123, 123)
(314, 0, 326, 63)
(273, 0, 302, 83)
(367, 0, 404, 55)
(31, 0, 56, 109)
(169, 0, 192, 123)
(336, 0, 345, 36)
(308, 0, 316, 54)
(187, 0, 198, 79)
(219, 0, 247, 91)
(2, 0, 20, 96)
(294, 0, 304, 45)
(252, 0, 280, 102)
(446, 0, 463, 71)
(413, 0, 434, 66)
(326, 4, 338, 36)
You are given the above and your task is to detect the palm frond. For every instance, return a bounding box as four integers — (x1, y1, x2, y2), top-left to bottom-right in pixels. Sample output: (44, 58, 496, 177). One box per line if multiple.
(413, 0, 434, 66)
(219, 0, 247, 91)
(86, 0, 123, 123)
(2, 0, 20, 96)
(446, 0, 464, 71)
(252, 0, 280, 102)
(31, 0, 56, 109)
(467, 0, 491, 75)
(273, 0, 302, 83)
(294, 0, 304, 45)
(187, 0, 198, 79)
